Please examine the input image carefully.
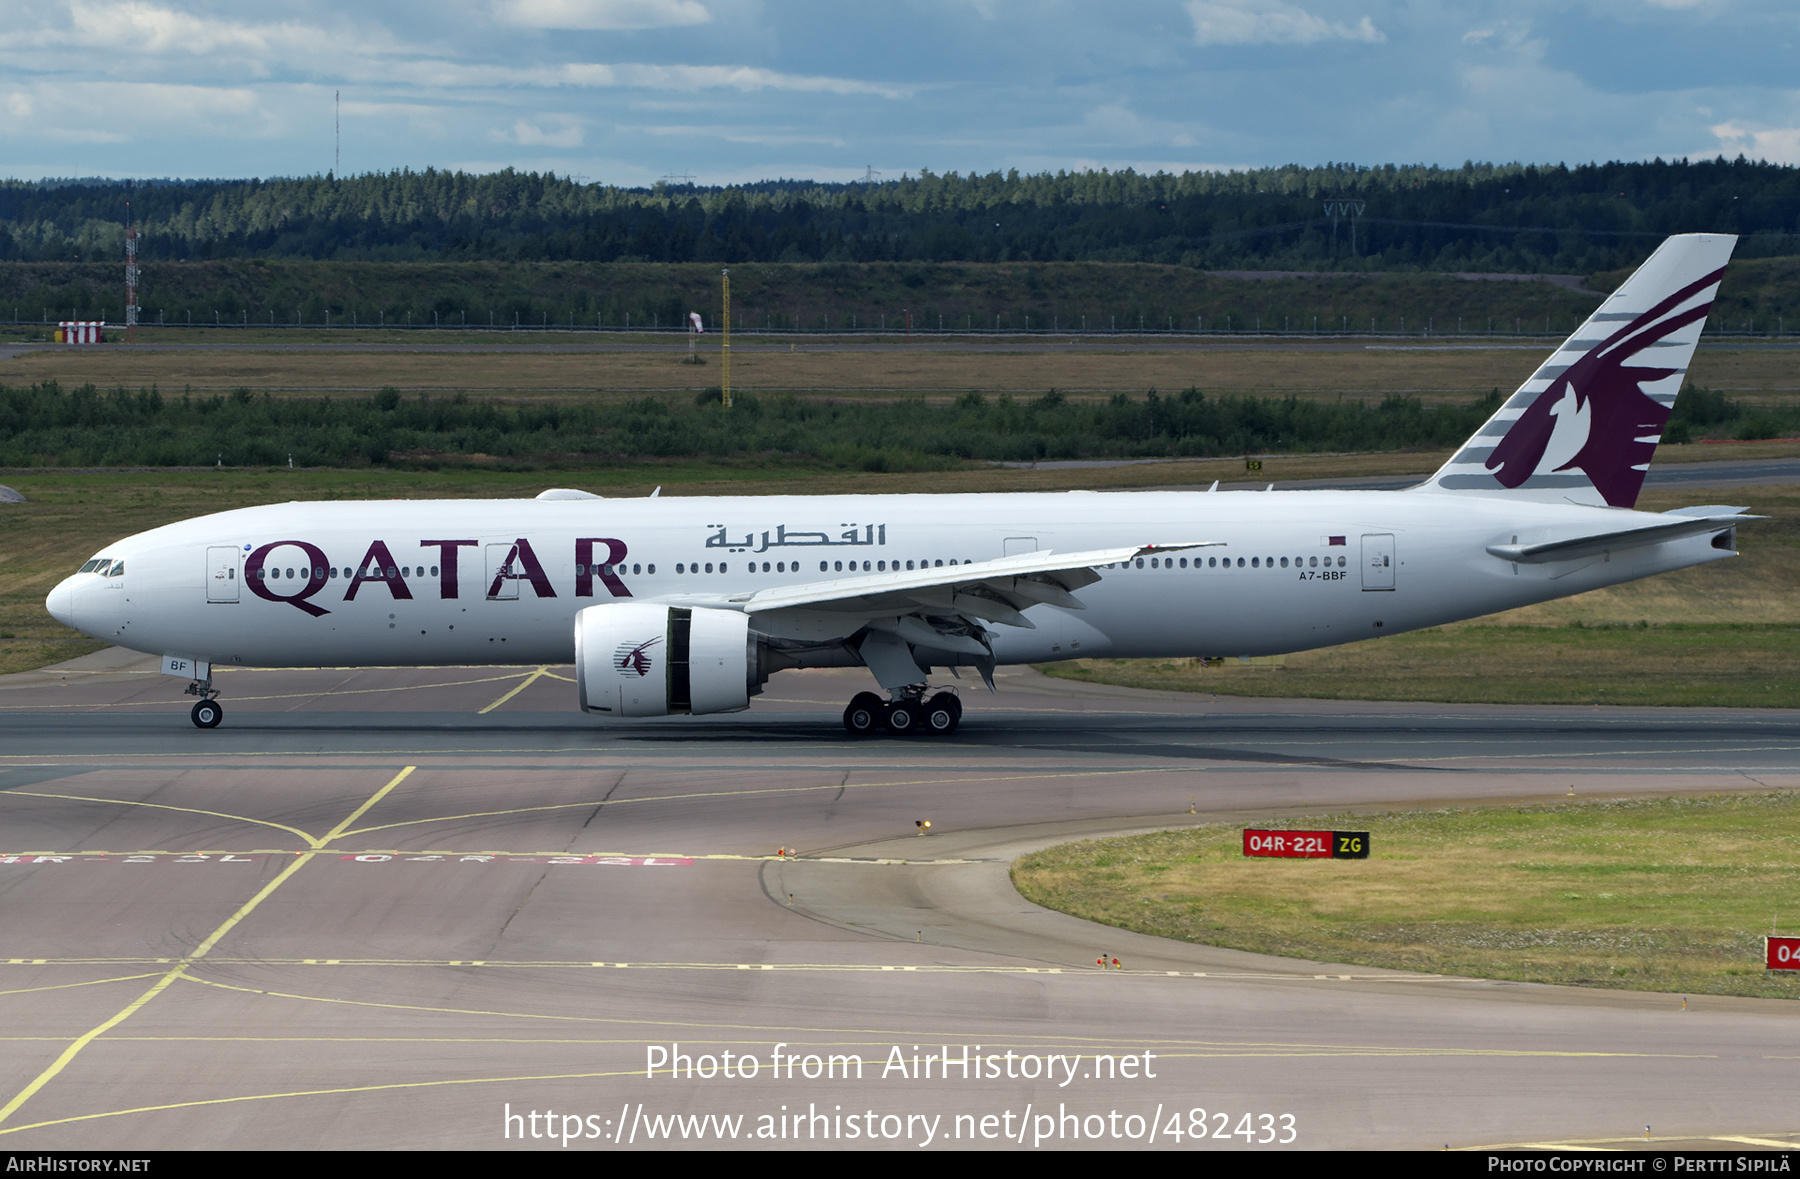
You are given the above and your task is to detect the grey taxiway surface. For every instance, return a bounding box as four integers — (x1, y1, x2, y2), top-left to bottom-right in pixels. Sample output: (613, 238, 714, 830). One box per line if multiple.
(1, 652, 1796, 1151)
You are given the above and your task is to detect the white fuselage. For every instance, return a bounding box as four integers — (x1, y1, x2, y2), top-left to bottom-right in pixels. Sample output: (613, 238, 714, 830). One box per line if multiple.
(46, 488, 1733, 676)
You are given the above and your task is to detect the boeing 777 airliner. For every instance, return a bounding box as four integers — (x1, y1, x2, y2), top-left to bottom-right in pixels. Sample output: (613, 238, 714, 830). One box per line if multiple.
(47, 234, 1749, 734)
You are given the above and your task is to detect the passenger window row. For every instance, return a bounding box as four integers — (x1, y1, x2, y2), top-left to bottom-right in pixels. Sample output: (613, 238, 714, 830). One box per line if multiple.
(671, 558, 971, 575)
(1110, 554, 1350, 570)
(577, 563, 651, 576)
(258, 565, 443, 580)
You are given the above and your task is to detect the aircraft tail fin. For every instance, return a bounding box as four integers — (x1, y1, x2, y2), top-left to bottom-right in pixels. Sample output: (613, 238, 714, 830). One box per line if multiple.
(1420, 233, 1736, 508)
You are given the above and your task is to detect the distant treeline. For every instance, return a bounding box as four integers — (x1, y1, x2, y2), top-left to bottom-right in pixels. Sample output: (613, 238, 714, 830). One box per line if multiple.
(5, 158, 1799, 274)
(2, 381, 1521, 470)
(3, 258, 1642, 338)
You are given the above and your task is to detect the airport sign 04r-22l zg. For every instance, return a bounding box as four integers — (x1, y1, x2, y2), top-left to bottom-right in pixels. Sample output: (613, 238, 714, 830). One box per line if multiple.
(1241, 830, 1370, 860)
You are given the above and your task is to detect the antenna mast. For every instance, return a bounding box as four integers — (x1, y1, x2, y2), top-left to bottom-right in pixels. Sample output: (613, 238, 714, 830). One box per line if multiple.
(124, 200, 139, 344)
(721, 269, 732, 409)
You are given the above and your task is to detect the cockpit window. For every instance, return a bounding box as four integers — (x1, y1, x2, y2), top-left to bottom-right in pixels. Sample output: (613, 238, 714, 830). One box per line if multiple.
(107, 561, 124, 578)
(79, 559, 105, 574)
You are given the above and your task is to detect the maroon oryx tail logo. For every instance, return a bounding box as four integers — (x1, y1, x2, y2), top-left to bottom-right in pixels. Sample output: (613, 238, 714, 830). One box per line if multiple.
(615, 637, 660, 677)
(1486, 265, 1725, 508)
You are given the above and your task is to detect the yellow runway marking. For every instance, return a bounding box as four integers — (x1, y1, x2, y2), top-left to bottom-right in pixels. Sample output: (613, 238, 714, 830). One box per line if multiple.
(1368, 744, 1800, 766)
(0, 766, 415, 1131)
(0, 1035, 1696, 1064)
(478, 666, 551, 714)
(0, 850, 978, 865)
(5, 954, 1428, 986)
(0, 973, 163, 997)
(341, 766, 1182, 839)
(0, 672, 538, 710)
(0, 1035, 1722, 1069)
(136, 977, 1726, 1063)
(1468, 1133, 1800, 1151)
(1714, 1136, 1800, 1148)
(0, 1067, 642, 1137)
(5, 792, 321, 845)
(7, 763, 1135, 855)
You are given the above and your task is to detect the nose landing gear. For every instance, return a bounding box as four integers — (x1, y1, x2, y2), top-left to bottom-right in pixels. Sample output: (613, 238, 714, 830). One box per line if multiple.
(843, 686, 960, 737)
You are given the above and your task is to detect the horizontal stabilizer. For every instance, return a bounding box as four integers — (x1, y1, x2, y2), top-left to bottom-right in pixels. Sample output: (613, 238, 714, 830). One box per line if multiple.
(1485, 510, 1757, 564)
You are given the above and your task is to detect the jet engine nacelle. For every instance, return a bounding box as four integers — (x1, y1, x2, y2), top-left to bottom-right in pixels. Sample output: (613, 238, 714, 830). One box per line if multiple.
(575, 602, 753, 717)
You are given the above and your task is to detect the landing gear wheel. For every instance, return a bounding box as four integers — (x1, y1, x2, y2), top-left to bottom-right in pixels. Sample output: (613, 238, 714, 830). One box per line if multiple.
(922, 692, 962, 736)
(843, 692, 882, 736)
(884, 700, 920, 736)
(191, 699, 223, 729)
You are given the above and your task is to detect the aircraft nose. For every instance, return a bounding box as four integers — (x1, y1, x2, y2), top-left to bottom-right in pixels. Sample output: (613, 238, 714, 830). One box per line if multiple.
(46, 575, 79, 628)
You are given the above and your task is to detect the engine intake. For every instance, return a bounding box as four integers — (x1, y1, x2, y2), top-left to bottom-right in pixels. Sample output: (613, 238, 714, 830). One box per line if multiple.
(575, 603, 754, 717)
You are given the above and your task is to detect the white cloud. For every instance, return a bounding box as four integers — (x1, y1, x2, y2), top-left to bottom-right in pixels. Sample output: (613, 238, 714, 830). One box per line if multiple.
(0, 2, 413, 83)
(376, 59, 909, 98)
(1187, 0, 1384, 46)
(504, 116, 585, 147)
(631, 124, 846, 146)
(1461, 22, 1533, 49)
(0, 1, 337, 59)
(568, 63, 909, 98)
(61, 1, 284, 55)
(0, 80, 275, 140)
(339, 100, 450, 119)
(492, 0, 710, 30)
(1080, 103, 1151, 142)
(1710, 121, 1800, 165)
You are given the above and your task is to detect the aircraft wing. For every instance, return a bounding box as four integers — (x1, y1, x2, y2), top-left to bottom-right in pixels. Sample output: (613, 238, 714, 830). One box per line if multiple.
(1484, 509, 1759, 565)
(731, 542, 1218, 620)
(652, 541, 1218, 690)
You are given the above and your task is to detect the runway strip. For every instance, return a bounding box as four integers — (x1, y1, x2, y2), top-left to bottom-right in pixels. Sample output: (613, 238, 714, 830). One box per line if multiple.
(0, 658, 1795, 1150)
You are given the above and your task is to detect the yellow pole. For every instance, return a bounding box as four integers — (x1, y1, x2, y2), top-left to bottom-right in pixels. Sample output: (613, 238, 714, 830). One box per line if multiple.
(721, 268, 732, 409)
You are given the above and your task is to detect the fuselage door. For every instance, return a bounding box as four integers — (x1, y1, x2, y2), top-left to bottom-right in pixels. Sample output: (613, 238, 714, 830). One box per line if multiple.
(486, 543, 520, 600)
(1003, 536, 1039, 557)
(206, 546, 240, 603)
(1361, 534, 1395, 591)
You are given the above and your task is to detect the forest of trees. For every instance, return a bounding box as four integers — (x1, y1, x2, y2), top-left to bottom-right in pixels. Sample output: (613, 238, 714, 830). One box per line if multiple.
(4, 158, 1798, 275)
(2, 380, 1775, 470)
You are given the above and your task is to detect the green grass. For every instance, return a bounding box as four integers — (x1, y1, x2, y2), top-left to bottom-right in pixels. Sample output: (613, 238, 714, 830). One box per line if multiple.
(0, 381, 1511, 469)
(1011, 794, 1800, 998)
(1047, 624, 1800, 709)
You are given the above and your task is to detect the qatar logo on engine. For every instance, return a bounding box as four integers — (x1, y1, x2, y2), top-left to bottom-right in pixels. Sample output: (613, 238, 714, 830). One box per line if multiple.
(614, 637, 661, 677)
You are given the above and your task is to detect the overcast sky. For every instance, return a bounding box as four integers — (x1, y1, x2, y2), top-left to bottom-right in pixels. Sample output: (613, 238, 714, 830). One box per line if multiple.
(2, 0, 1796, 184)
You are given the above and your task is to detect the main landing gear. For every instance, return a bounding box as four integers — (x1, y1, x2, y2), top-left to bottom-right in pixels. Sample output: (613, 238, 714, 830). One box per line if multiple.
(843, 686, 962, 737)
(185, 676, 222, 729)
